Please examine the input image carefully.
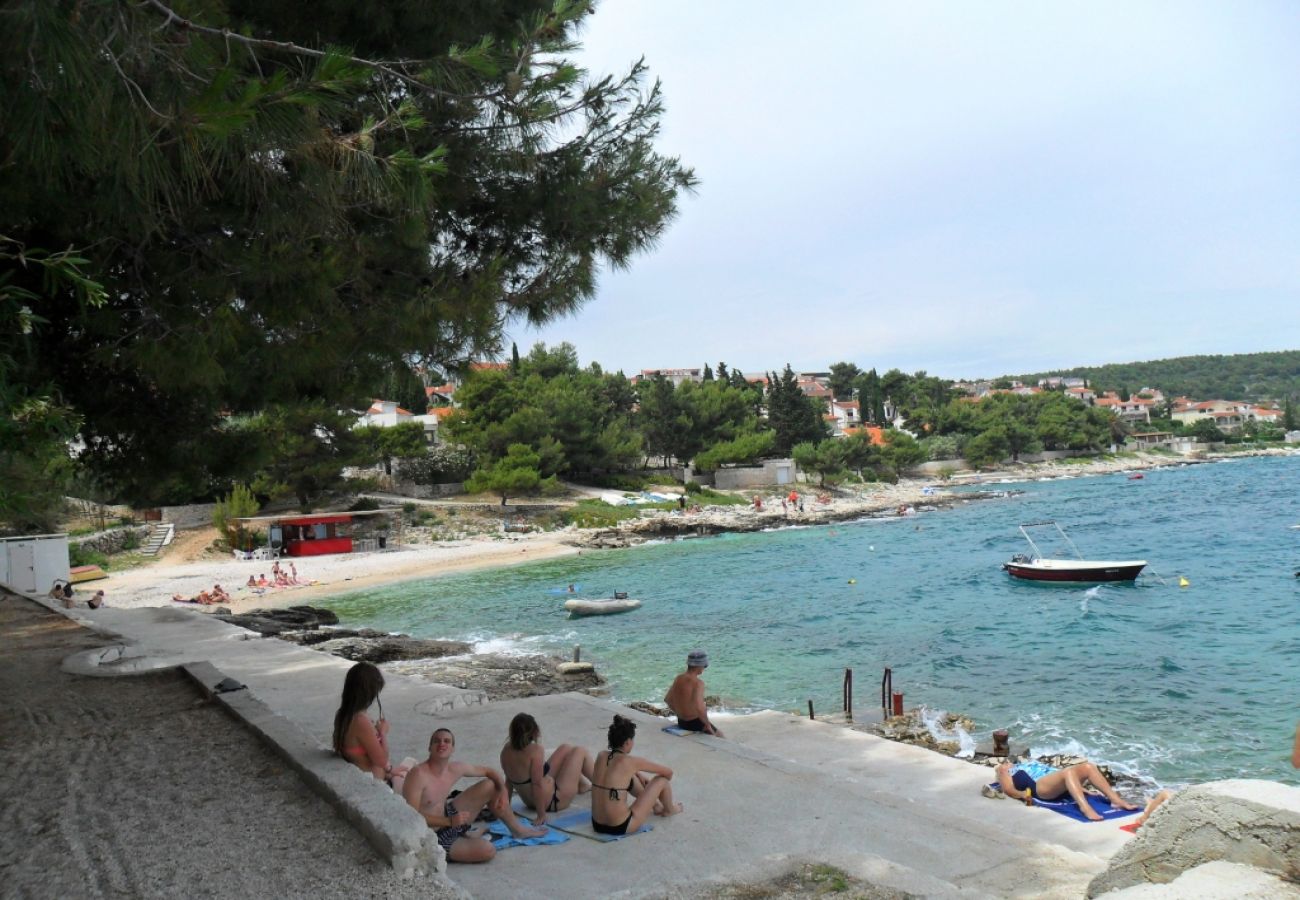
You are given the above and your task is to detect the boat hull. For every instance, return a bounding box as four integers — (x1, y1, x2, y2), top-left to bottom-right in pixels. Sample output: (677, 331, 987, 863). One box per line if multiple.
(564, 598, 642, 616)
(1004, 559, 1146, 583)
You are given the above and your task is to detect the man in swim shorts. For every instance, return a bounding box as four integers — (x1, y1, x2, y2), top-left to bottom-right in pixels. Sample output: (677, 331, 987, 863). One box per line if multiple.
(403, 727, 544, 862)
(664, 650, 723, 737)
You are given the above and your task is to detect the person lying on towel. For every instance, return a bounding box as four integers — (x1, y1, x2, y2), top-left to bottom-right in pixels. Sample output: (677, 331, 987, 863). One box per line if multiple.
(995, 760, 1139, 821)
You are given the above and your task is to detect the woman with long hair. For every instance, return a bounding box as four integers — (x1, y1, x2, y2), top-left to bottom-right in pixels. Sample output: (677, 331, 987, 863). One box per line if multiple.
(589, 715, 682, 837)
(332, 662, 409, 787)
(499, 712, 592, 825)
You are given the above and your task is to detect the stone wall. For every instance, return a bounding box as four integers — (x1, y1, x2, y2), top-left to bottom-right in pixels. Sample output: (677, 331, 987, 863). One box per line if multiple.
(1087, 780, 1300, 896)
(160, 503, 218, 529)
(71, 525, 151, 555)
(386, 480, 465, 499)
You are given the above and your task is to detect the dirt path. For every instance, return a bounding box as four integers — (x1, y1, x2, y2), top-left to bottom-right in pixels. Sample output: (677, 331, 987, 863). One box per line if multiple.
(0, 594, 447, 899)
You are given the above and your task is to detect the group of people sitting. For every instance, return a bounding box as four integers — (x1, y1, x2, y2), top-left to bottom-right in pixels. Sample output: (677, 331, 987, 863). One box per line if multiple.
(248, 561, 304, 590)
(332, 662, 684, 863)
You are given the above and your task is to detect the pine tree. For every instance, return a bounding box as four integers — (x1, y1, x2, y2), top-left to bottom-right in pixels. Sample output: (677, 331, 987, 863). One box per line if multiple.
(1, 0, 695, 506)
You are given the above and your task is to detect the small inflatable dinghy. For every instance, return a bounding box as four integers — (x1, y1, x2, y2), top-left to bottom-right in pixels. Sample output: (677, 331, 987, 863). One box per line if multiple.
(564, 597, 641, 617)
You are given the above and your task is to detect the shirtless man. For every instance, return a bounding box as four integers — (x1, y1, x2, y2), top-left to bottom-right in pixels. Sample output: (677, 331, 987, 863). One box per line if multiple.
(403, 728, 544, 863)
(663, 650, 723, 737)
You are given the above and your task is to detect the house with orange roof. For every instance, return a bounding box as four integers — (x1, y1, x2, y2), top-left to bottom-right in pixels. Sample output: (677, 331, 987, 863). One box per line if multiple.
(827, 399, 861, 435)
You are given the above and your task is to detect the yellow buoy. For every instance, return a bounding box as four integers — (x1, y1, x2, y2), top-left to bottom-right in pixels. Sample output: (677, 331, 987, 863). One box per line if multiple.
(1179, 577, 1190, 588)
(848, 578, 856, 585)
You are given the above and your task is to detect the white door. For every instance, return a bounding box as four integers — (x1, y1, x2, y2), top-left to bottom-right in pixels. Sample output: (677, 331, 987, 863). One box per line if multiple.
(10, 541, 37, 592)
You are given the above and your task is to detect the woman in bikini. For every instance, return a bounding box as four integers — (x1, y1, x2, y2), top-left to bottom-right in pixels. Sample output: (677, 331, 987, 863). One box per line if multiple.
(590, 715, 682, 837)
(332, 662, 410, 789)
(995, 759, 1138, 821)
(499, 713, 592, 825)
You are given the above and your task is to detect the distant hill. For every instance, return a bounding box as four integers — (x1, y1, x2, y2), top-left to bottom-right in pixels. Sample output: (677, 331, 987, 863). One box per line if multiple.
(1018, 350, 1300, 402)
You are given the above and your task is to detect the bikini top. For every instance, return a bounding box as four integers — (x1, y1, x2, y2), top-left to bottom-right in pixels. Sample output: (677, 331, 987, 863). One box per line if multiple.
(590, 749, 635, 799)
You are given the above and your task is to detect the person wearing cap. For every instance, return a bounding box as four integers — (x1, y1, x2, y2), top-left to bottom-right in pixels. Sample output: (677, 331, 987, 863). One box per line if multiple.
(663, 650, 723, 737)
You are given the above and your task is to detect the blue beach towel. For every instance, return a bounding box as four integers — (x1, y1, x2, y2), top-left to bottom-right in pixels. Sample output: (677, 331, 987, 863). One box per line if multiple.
(662, 725, 692, 736)
(486, 818, 569, 849)
(541, 806, 652, 842)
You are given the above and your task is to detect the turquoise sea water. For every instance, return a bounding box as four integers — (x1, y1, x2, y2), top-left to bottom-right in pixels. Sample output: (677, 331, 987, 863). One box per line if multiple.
(328, 455, 1300, 789)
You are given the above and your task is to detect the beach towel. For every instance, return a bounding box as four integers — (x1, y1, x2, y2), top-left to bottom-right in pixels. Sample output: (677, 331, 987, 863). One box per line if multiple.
(1119, 821, 1141, 834)
(661, 725, 693, 736)
(540, 806, 652, 842)
(486, 818, 569, 849)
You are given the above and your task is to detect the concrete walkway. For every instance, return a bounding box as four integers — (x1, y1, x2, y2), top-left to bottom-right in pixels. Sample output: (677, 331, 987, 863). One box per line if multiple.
(64, 602, 1134, 898)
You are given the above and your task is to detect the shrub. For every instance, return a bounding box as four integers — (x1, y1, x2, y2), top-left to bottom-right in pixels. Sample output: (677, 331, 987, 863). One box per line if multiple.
(348, 497, 381, 512)
(69, 545, 109, 569)
(212, 484, 260, 551)
(589, 473, 650, 491)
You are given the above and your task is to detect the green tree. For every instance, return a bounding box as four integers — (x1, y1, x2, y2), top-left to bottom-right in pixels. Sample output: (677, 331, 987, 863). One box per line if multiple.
(964, 428, 1011, 468)
(359, 421, 428, 476)
(1189, 418, 1226, 443)
(879, 431, 926, 481)
(693, 430, 775, 472)
(791, 439, 847, 486)
(250, 405, 369, 511)
(766, 366, 828, 455)
(2, 0, 694, 506)
(465, 443, 542, 505)
(1285, 397, 1297, 432)
(828, 362, 861, 401)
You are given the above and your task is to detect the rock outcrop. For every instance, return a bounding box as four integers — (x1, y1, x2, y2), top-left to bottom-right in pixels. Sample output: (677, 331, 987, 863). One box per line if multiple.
(1088, 780, 1300, 896)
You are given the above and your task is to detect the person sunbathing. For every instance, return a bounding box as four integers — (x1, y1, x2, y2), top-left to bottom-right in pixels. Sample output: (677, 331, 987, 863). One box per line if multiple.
(256, 574, 268, 587)
(210, 584, 230, 602)
(590, 715, 681, 837)
(995, 760, 1138, 821)
(500, 713, 592, 826)
(246, 575, 257, 589)
(332, 662, 410, 789)
(404, 728, 544, 863)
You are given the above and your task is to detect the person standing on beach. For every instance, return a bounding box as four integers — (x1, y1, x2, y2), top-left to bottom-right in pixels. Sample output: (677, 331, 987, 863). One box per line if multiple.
(664, 650, 723, 737)
(404, 728, 544, 863)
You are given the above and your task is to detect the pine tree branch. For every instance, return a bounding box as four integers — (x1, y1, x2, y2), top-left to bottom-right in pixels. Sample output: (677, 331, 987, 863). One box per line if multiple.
(135, 0, 504, 103)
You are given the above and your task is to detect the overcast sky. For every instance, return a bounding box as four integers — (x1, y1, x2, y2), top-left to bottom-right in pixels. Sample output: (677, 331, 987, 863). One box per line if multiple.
(511, 1, 1300, 380)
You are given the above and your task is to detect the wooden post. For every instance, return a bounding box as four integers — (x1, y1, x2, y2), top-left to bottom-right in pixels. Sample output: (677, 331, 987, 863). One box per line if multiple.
(844, 667, 853, 723)
(807, 699, 815, 720)
(573, 645, 581, 663)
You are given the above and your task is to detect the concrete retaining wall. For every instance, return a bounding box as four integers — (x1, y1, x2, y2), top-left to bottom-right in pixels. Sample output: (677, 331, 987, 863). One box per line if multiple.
(386, 480, 465, 499)
(713, 458, 796, 490)
(183, 661, 450, 881)
(1088, 780, 1300, 896)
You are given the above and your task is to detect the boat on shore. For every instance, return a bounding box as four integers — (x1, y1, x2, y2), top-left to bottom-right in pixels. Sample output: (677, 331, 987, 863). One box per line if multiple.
(1003, 521, 1147, 583)
(564, 596, 642, 617)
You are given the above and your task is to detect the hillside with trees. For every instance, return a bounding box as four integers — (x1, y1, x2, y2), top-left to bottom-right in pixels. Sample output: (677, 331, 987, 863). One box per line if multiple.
(1017, 350, 1300, 401)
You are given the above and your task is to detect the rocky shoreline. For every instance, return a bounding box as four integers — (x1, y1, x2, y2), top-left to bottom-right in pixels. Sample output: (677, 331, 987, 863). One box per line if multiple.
(215, 606, 606, 700)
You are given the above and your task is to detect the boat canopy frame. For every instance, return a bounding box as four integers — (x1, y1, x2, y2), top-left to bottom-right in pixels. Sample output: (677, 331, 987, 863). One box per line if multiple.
(1016, 521, 1085, 561)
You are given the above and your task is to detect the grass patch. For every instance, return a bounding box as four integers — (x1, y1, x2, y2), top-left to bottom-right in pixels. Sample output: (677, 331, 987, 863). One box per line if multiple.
(701, 862, 908, 899)
(690, 487, 748, 506)
(561, 499, 641, 528)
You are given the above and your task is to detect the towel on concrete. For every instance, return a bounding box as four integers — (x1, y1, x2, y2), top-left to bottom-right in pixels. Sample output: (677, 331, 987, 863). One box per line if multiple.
(542, 806, 652, 842)
(486, 818, 569, 849)
(662, 725, 692, 736)
(988, 762, 1140, 823)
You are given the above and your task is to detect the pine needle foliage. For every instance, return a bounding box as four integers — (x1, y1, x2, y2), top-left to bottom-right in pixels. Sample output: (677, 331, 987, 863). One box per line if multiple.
(1, 0, 695, 506)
